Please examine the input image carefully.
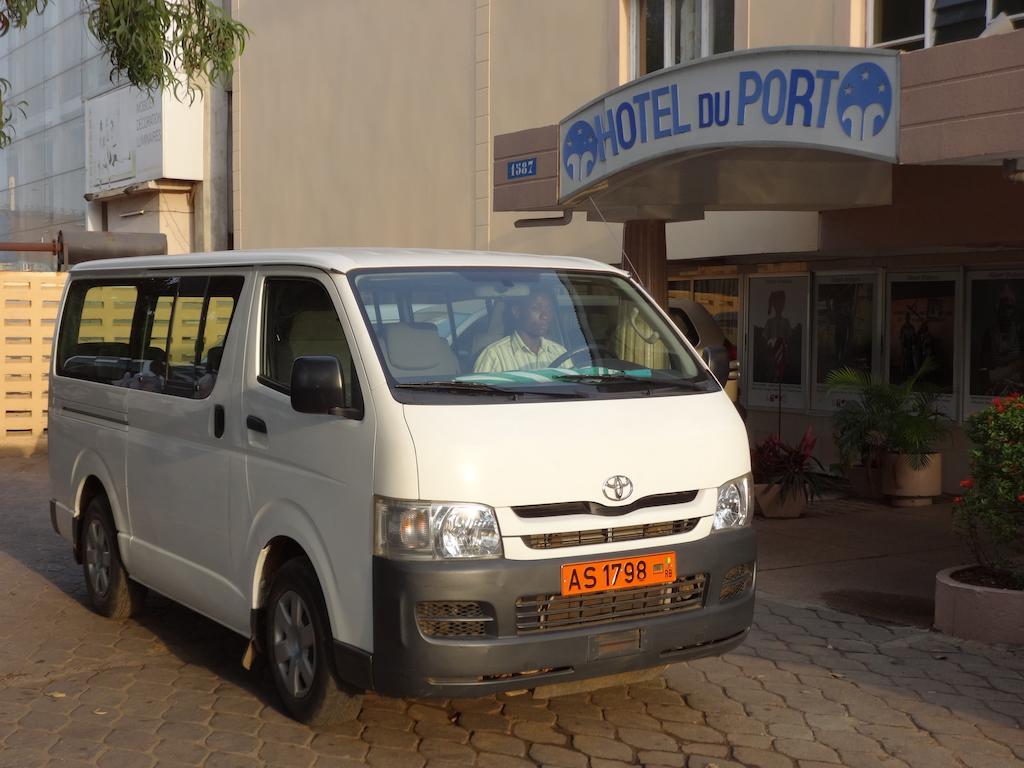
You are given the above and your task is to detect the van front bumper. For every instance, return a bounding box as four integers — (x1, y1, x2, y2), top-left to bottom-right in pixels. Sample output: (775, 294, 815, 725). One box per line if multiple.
(359, 527, 756, 699)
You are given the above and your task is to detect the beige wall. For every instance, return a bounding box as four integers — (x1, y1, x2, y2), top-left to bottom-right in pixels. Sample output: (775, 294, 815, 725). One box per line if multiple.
(487, 0, 626, 261)
(667, 211, 819, 261)
(737, 0, 863, 48)
(234, 0, 478, 250)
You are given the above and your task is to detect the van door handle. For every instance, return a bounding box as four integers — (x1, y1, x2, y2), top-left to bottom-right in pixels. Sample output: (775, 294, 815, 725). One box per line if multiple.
(246, 415, 267, 434)
(213, 405, 225, 438)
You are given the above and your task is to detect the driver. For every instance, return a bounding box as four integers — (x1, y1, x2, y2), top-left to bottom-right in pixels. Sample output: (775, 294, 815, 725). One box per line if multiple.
(474, 290, 568, 373)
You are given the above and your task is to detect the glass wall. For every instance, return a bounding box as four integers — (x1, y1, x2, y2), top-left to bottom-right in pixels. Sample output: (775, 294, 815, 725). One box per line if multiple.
(0, 0, 115, 266)
(670, 262, 1024, 422)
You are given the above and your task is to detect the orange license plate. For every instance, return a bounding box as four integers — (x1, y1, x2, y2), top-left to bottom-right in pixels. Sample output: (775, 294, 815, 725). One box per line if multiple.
(561, 552, 676, 596)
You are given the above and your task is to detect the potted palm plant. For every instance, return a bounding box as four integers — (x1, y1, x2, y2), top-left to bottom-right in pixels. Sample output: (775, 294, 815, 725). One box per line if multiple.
(826, 362, 950, 506)
(750, 428, 835, 518)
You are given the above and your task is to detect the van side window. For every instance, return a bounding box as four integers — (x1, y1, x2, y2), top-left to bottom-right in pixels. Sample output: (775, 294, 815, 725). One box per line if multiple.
(56, 282, 139, 383)
(157, 276, 243, 398)
(261, 278, 362, 413)
(56, 275, 243, 397)
(195, 277, 244, 398)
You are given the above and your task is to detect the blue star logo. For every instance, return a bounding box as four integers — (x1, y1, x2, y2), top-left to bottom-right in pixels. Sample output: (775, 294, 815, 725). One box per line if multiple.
(837, 62, 892, 141)
(562, 120, 599, 181)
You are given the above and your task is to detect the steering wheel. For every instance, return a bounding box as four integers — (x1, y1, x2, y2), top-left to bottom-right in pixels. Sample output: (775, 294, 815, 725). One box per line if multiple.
(549, 344, 644, 370)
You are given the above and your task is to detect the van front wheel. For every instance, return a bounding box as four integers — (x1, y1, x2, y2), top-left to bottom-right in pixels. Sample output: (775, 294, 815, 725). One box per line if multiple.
(265, 558, 362, 725)
(81, 495, 147, 619)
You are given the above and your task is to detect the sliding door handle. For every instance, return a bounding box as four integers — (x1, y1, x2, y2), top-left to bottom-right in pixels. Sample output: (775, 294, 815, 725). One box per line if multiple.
(214, 405, 225, 438)
(246, 415, 267, 434)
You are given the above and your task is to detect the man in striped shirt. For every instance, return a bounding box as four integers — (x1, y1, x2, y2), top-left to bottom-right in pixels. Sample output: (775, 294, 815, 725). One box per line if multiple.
(474, 290, 568, 373)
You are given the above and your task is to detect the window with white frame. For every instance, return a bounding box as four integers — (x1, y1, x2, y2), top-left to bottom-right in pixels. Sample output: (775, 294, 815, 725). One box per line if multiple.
(867, 0, 1024, 50)
(630, 0, 734, 78)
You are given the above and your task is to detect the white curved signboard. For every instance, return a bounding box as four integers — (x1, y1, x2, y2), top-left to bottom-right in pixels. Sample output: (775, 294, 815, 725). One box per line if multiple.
(558, 47, 899, 204)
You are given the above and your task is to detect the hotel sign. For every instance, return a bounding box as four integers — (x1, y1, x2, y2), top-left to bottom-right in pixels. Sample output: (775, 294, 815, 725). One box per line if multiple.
(558, 47, 899, 203)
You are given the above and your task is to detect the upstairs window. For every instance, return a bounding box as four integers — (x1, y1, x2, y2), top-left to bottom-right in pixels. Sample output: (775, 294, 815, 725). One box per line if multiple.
(631, 0, 735, 78)
(869, 0, 926, 49)
(868, 0, 1024, 50)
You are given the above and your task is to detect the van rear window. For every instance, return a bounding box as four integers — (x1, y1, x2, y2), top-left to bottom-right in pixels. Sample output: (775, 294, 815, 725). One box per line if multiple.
(56, 276, 243, 398)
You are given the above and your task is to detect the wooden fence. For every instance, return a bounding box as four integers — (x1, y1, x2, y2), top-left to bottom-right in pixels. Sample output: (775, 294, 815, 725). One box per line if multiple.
(0, 272, 67, 456)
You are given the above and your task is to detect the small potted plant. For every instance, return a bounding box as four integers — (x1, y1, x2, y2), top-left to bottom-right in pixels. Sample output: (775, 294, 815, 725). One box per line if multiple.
(751, 428, 834, 518)
(935, 393, 1024, 644)
(826, 361, 950, 506)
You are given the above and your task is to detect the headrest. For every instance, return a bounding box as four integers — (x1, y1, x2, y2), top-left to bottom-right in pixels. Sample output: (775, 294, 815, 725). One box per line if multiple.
(384, 323, 457, 373)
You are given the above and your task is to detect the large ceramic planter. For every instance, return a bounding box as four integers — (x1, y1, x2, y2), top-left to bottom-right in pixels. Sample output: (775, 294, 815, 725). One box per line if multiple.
(934, 566, 1024, 644)
(754, 483, 807, 519)
(881, 452, 942, 507)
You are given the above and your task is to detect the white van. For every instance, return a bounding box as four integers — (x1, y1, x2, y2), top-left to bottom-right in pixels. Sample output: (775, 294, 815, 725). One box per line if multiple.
(49, 249, 755, 724)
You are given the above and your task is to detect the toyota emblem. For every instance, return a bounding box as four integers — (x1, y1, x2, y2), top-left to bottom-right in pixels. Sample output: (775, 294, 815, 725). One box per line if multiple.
(603, 475, 634, 501)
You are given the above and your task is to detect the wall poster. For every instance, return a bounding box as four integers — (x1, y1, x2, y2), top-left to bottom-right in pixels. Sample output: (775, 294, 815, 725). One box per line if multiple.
(747, 275, 808, 409)
(967, 271, 1024, 414)
(813, 273, 877, 410)
(888, 273, 959, 418)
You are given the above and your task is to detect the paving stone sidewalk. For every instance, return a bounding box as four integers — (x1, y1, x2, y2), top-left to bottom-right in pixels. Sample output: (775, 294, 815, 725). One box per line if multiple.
(1, 456, 1022, 767)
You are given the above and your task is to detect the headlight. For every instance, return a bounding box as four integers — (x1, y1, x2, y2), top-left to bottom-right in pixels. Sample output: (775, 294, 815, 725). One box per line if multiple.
(713, 474, 753, 531)
(374, 497, 503, 559)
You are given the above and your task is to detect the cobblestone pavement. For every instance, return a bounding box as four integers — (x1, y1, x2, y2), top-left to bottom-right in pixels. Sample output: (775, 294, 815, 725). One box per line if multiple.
(1, 457, 1023, 767)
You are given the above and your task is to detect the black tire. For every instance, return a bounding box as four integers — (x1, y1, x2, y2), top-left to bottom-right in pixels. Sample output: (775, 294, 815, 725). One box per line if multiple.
(264, 557, 362, 725)
(81, 495, 147, 619)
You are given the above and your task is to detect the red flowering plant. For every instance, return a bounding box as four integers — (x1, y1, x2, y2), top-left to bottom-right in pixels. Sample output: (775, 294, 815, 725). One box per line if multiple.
(953, 393, 1024, 590)
(750, 427, 839, 503)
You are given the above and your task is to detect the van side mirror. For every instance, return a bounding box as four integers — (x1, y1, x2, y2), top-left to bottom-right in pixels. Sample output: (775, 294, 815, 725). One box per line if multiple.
(290, 356, 347, 415)
(702, 345, 730, 388)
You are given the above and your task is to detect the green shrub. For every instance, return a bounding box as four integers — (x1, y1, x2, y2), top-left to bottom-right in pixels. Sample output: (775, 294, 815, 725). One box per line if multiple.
(954, 393, 1024, 589)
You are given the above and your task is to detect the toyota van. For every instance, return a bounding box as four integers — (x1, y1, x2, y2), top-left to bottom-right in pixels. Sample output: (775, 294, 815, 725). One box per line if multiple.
(49, 248, 755, 724)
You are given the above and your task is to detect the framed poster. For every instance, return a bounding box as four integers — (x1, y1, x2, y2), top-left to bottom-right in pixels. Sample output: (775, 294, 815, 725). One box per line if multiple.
(746, 274, 808, 409)
(966, 270, 1024, 414)
(887, 272, 960, 418)
(813, 273, 878, 410)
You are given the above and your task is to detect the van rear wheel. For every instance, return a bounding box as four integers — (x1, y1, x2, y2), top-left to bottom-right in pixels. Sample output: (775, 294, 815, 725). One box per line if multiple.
(265, 557, 362, 725)
(81, 495, 147, 619)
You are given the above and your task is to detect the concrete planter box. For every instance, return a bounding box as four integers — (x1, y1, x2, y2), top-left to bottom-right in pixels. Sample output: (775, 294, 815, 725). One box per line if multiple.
(881, 452, 942, 507)
(934, 566, 1024, 644)
(754, 483, 807, 519)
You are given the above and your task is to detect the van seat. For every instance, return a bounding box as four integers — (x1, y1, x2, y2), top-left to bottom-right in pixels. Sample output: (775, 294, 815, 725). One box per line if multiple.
(384, 322, 458, 379)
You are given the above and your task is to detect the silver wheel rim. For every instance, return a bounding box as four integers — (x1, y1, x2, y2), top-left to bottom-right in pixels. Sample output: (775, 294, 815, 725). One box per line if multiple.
(84, 518, 112, 599)
(272, 590, 317, 699)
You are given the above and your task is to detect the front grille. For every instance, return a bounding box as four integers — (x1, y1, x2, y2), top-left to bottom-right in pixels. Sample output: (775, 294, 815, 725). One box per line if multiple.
(513, 490, 698, 518)
(416, 601, 492, 638)
(515, 574, 707, 635)
(521, 518, 700, 549)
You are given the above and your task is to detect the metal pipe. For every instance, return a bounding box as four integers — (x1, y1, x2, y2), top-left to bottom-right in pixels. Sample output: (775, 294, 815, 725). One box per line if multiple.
(0, 241, 58, 253)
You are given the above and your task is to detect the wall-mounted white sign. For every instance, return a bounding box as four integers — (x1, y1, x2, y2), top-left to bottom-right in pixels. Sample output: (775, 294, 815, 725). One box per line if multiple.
(85, 84, 204, 194)
(558, 47, 899, 203)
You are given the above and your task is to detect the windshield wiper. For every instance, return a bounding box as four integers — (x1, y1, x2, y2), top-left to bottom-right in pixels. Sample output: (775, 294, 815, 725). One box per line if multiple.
(395, 381, 583, 400)
(552, 373, 710, 391)
(396, 381, 519, 397)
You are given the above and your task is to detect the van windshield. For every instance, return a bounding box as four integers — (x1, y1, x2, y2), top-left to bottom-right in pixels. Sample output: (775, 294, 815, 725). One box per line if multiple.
(350, 268, 717, 402)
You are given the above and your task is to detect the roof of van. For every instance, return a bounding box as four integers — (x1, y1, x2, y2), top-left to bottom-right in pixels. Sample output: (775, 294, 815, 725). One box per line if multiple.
(69, 247, 626, 275)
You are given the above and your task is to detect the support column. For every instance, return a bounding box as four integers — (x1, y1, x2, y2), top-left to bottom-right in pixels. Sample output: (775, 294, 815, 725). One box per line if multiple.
(623, 219, 668, 309)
